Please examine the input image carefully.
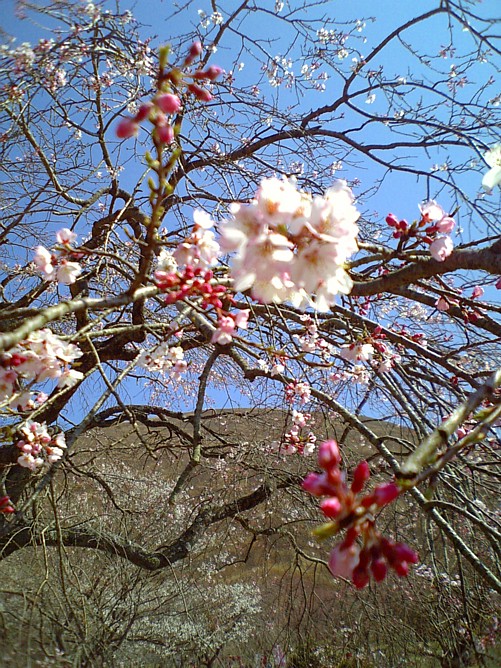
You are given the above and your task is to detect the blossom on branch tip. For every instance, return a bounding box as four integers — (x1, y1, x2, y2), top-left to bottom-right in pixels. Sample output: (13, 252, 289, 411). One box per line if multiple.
(303, 440, 418, 587)
(430, 235, 453, 261)
(222, 178, 359, 310)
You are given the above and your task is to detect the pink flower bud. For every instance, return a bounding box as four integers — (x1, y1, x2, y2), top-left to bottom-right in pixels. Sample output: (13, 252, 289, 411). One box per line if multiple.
(204, 65, 223, 81)
(155, 93, 182, 115)
(471, 285, 484, 299)
(351, 460, 370, 494)
(302, 472, 329, 497)
(386, 213, 398, 227)
(372, 482, 399, 507)
(135, 103, 153, 122)
(116, 117, 139, 139)
(185, 41, 203, 65)
(328, 542, 360, 580)
(320, 497, 342, 518)
(156, 124, 175, 145)
(318, 439, 341, 468)
(187, 83, 213, 102)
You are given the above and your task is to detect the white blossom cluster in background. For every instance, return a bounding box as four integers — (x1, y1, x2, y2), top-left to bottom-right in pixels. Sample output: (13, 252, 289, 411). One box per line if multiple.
(137, 342, 187, 381)
(0, 329, 83, 410)
(220, 177, 360, 311)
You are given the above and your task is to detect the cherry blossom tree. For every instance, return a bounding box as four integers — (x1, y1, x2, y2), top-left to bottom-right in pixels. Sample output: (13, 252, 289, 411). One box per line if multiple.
(0, 0, 499, 664)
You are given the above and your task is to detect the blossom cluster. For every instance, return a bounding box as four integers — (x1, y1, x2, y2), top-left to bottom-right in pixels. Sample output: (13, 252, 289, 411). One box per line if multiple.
(294, 315, 333, 362)
(303, 439, 418, 587)
(271, 409, 316, 456)
(386, 199, 456, 262)
(137, 342, 187, 381)
(154, 218, 250, 347)
(338, 326, 401, 374)
(116, 41, 222, 143)
(15, 420, 67, 471)
(220, 177, 360, 310)
(0, 329, 83, 409)
(34, 228, 82, 285)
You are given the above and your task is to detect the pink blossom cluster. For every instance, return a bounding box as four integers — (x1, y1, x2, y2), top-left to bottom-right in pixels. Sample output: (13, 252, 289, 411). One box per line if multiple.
(285, 381, 312, 405)
(34, 228, 82, 285)
(272, 409, 316, 456)
(15, 420, 67, 471)
(338, 327, 401, 374)
(220, 178, 359, 310)
(435, 285, 487, 323)
(154, 224, 248, 347)
(173, 210, 220, 269)
(116, 42, 222, 143)
(0, 329, 83, 408)
(211, 309, 250, 345)
(137, 342, 187, 380)
(294, 315, 333, 361)
(385, 199, 455, 262)
(303, 439, 418, 588)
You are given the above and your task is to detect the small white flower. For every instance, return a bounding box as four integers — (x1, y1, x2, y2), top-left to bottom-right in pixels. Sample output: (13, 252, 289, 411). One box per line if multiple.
(481, 143, 501, 193)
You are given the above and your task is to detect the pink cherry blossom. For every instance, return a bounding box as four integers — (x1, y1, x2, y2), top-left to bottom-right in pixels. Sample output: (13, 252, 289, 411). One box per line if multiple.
(430, 235, 453, 261)
(435, 216, 455, 234)
(329, 543, 361, 580)
(339, 342, 374, 363)
(56, 259, 82, 285)
(419, 199, 445, 221)
(211, 316, 236, 345)
(34, 246, 55, 280)
(56, 228, 77, 245)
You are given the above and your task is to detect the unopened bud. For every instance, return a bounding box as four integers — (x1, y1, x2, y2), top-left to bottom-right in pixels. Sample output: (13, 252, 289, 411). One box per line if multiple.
(156, 124, 175, 145)
(185, 41, 203, 65)
(318, 439, 341, 468)
(351, 460, 370, 494)
(320, 497, 342, 518)
(155, 93, 182, 115)
(116, 117, 139, 139)
(135, 103, 153, 122)
(187, 83, 212, 102)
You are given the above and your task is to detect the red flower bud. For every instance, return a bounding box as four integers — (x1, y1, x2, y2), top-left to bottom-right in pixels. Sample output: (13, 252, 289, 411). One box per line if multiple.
(351, 460, 370, 494)
(318, 439, 341, 468)
(393, 543, 419, 564)
(372, 482, 399, 507)
(371, 559, 387, 582)
(135, 103, 153, 122)
(187, 83, 213, 102)
(320, 497, 342, 518)
(352, 564, 370, 589)
(116, 117, 139, 139)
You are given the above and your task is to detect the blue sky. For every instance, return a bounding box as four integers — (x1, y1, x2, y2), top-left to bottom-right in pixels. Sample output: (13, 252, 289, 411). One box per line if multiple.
(1, 0, 499, 417)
